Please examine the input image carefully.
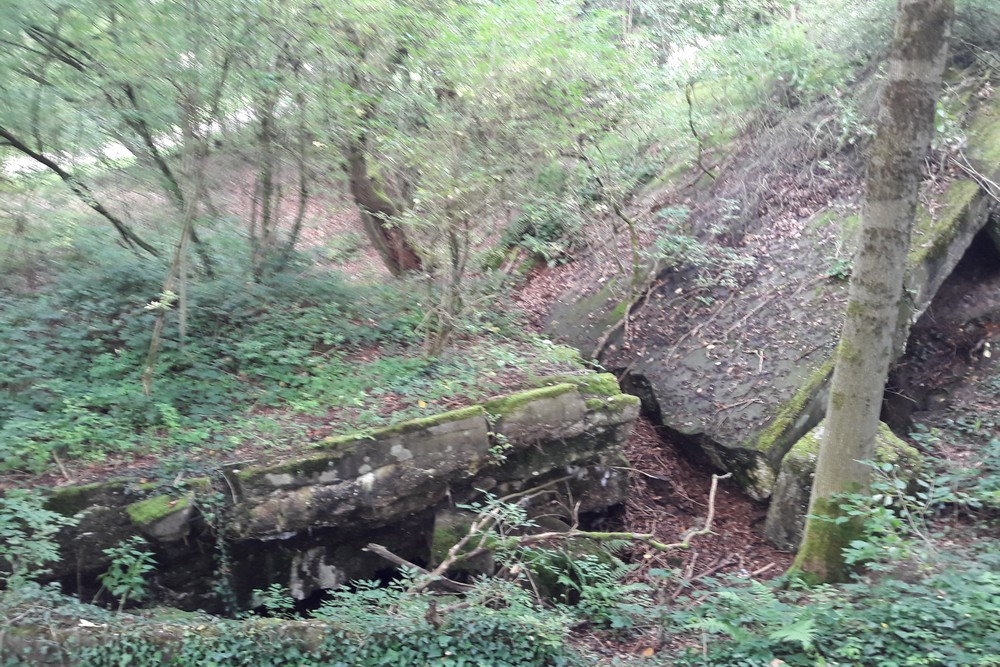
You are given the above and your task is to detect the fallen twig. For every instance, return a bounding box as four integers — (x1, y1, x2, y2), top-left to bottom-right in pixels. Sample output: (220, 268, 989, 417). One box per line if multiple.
(591, 274, 663, 359)
(950, 153, 1000, 201)
(363, 544, 471, 594)
(667, 552, 736, 603)
(51, 451, 74, 484)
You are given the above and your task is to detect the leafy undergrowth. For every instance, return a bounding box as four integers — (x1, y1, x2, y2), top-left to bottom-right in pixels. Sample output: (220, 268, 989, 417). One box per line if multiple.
(0, 248, 582, 481)
(658, 540, 1000, 667)
(2, 459, 998, 667)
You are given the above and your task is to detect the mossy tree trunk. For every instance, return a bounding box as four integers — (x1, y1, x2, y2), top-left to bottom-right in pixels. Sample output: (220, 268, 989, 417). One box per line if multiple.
(791, 0, 953, 584)
(345, 139, 423, 277)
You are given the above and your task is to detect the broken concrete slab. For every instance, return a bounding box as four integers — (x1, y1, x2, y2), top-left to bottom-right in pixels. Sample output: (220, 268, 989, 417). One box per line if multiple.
(546, 94, 1000, 502)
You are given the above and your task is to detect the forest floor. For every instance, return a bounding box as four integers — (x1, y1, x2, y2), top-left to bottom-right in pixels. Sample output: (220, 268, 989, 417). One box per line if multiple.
(4, 101, 998, 662)
(576, 225, 1000, 660)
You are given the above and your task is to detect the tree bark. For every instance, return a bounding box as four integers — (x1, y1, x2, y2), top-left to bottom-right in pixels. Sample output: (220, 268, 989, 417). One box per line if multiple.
(791, 0, 954, 584)
(344, 140, 422, 277)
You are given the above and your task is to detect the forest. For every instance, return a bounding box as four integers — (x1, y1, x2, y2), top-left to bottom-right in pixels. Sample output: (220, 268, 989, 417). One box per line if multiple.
(1, 0, 999, 664)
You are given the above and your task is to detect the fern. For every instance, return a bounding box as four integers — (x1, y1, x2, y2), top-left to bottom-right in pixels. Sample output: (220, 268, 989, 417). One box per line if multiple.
(768, 617, 817, 650)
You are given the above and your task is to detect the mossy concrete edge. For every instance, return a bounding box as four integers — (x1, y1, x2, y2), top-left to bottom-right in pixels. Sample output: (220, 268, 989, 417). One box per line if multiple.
(126, 494, 191, 527)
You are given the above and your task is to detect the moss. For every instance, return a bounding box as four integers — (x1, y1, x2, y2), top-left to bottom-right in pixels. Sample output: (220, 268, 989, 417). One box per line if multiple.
(967, 94, 1000, 167)
(533, 372, 622, 397)
(126, 494, 190, 527)
(785, 420, 921, 481)
(318, 433, 365, 450)
(874, 422, 921, 470)
(641, 161, 687, 193)
(483, 384, 576, 416)
(605, 394, 640, 413)
(431, 512, 502, 572)
(908, 178, 980, 266)
(317, 405, 486, 450)
(755, 357, 836, 454)
(838, 338, 859, 363)
(183, 476, 212, 493)
(585, 398, 606, 411)
(249, 405, 488, 480)
(608, 300, 629, 324)
(839, 214, 860, 235)
(805, 209, 841, 231)
(788, 496, 862, 585)
(552, 277, 623, 334)
(45, 481, 125, 516)
(789, 425, 822, 458)
(431, 526, 465, 564)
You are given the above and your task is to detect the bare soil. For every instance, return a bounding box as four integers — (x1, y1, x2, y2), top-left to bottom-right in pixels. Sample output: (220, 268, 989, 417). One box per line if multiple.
(885, 227, 1000, 463)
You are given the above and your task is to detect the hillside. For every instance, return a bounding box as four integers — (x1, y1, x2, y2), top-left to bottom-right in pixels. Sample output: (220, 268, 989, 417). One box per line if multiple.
(2, 1, 999, 665)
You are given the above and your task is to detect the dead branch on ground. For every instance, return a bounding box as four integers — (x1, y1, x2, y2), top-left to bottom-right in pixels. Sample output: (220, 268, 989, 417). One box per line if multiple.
(365, 473, 733, 615)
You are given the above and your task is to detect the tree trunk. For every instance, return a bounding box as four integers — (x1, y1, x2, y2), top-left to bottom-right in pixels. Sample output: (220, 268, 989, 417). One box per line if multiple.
(344, 141, 422, 277)
(791, 0, 953, 584)
(250, 85, 280, 280)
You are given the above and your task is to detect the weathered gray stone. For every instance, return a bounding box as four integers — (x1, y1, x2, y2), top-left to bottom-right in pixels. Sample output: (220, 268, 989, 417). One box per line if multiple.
(486, 384, 587, 444)
(36, 374, 639, 609)
(763, 420, 921, 551)
(547, 94, 1000, 501)
(128, 494, 194, 542)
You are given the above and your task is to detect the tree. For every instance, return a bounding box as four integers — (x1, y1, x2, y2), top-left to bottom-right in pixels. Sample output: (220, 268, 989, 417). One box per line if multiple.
(791, 0, 954, 583)
(0, 0, 324, 278)
(309, 0, 645, 349)
(0, 0, 259, 273)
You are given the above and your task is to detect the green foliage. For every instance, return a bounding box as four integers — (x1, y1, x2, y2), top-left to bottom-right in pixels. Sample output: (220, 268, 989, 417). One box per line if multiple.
(698, 19, 850, 117)
(667, 546, 1000, 667)
(309, 568, 583, 666)
(98, 537, 157, 611)
(545, 553, 653, 632)
(648, 208, 756, 290)
(254, 583, 297, 620)
(322, 232, 368, 264)
(666, 459, 1000, 667)
(0, 246, 575, 473)
(0, 489, 78, 588)
(909, 427, 1000, 513)
(501, 198, 586, 267)
(938, 438, 1000, 511)
(954, 0, 1000, 62)
(5, 478, 999, 667)
(827, 460, 994, 568)
(73, 575, 582, 667)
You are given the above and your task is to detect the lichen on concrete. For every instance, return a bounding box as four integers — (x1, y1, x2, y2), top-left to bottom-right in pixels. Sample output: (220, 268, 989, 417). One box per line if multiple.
(318, 405, 486, 449)
(24, 371, 637, 609)
(237, 452, 342, 486)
